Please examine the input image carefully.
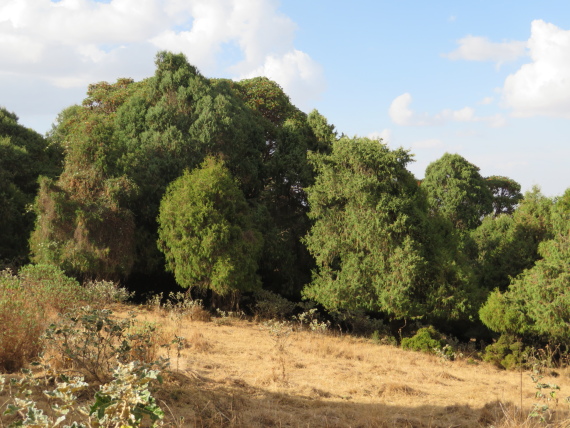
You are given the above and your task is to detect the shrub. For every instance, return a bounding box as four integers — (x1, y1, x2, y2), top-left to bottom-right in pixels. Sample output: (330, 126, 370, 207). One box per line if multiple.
(253, 289, 296, 320)
(43, 306, 166, 382)
(482, 334, 525, 370)
(1, 361, 164, 427)
(0, 265, 85, 372)
(401, 326, 446, 354)
(83, 279, 134, 307)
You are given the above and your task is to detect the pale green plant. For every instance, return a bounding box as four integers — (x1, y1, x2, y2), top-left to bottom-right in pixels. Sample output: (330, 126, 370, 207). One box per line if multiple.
(43, 306, 167, 383)
(82, 279, 133, 307)
(263, 320, 293, 383)
(294, 309, 330, 333)
(214, 308, 245, 325)
(1, 362, 164, 427)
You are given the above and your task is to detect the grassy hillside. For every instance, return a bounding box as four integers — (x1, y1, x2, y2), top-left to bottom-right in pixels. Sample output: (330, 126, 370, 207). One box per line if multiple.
(3, 300, 569, 427)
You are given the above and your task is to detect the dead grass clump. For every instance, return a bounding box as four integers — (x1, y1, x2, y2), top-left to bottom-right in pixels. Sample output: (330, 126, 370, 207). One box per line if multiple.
(437, 371, 463, 382)
(189, 305, 211, 322)
(189, 331, 212, 353)
(378, 383, 425, 398)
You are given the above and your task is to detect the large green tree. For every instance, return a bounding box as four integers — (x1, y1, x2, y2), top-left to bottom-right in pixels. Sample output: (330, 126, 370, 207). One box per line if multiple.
(479, 189, 568, 342)
(422, 153, 493, 230)
(0, 107, 62, 263)
(303, 137, 428, 318)
(471, 187, 553, 292)
(30, 52, 322, 298)
(157, 157, 262, 295)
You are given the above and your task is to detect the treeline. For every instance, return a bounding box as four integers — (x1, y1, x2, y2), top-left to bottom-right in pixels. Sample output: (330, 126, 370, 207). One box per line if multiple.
(1, 52, 569, 351)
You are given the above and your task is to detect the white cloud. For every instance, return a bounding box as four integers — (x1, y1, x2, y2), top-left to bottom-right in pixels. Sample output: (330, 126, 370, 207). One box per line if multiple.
(478, 96, 494, 105)
(503, 20, 570, 118)
(240, 49, 325, 110)
(389, 93, 419, 126)
(444, 35, 527, 64)
(0, 0, 324, 130)
(389, 92, 504, 127)
(367, 129, 392, 143)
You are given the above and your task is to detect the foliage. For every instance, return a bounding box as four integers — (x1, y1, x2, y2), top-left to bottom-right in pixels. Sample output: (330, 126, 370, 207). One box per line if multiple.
(157, 157, 263, 295)
(486, 175, 523, 216)
(401, 326, 446, 354)
(0, 107, 62, 264)
(234, 77, 322, 297)
(82, 279, 134, 307)
(481, 334, 525, 370)
(0, 265, 85, 371)
(1, 362, 164, 427)
(471, 186, 554, 292)
(303, 136, 428, 318)
(422, 153, 493, 230)
(253, 289, 297, 320)
(479, 189, 569, 343)
(43, 306, 165, 382)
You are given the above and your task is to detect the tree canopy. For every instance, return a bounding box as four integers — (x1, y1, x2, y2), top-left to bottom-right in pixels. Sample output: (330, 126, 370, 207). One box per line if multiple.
(303, 137, 428, 318)
(157, 157, 262, 295)
(0, 107, 62, 263)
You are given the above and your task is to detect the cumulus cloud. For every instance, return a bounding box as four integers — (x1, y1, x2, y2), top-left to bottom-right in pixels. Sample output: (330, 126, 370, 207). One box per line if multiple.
(389, 92, 504, 127)
(0, 0, 324, 130)
(444, 35, 527, 64)
(367, 129, 392, 143)
(503, 20, 570, 118)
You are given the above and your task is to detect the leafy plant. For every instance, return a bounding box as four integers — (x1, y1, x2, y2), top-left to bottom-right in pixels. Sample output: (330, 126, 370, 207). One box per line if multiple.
(0, 265, 85, 372)
(482, 334, 525, 370)
(1, 361, 164, 427)
(82, 279, 133, 307)
(253, 289, 296, 320)
(401, 326, 446, 354)
(43, 306, 166, 382)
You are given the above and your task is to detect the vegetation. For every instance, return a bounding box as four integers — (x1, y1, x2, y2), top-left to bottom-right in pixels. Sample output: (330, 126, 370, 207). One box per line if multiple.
(2, 49, 570, 425)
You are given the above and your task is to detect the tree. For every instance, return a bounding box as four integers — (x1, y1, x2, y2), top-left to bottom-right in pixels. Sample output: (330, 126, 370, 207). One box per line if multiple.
(479, 189, 569, 342)
(303, 137, 428, 318)
(0, 107, 62, 264)
(30, 80, 139, 279)
(157, 157, 262, 295)
(471, 187, 553, 291)
(486, 175, 523, 216)
(422, 153, 493, 230)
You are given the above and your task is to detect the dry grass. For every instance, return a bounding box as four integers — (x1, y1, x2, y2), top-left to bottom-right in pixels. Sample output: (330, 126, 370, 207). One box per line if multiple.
(5, 304, 570, 427)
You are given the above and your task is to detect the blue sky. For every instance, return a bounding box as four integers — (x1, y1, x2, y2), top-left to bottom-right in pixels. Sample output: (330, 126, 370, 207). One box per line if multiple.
(1, 1, 569, 196)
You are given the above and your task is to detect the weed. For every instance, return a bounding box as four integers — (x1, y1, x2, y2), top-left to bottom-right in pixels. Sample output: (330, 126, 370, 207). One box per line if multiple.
(214, 308, 245, 325)
(0, 265, 86, 372)
(43, 306, 167, 382)
(263, 320, 293, 383)
(1, 361, 164, 427)
(82, 279, 133, 308)
(293, 308, 330, 333)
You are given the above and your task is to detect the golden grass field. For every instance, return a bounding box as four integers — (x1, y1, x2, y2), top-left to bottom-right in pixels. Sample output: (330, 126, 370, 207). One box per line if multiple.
(4, 304, 570, 427)
(124, 306, 570, 427)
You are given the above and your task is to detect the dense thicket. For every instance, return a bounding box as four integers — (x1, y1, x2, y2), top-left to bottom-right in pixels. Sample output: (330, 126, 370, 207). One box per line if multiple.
(5, 51, 568, 348)
(0, 108, 62, 264)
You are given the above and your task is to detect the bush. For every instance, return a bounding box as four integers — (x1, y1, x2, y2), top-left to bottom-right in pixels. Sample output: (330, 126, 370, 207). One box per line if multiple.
(253, 289, 296, 320)
(1, 361, 164, 427)
(482, 334, 525, 370)
(43, 306, 165, 382)
(83, 279, 133, 307)
(0, 265, 85, 372)
(401, 326, 446, 354)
